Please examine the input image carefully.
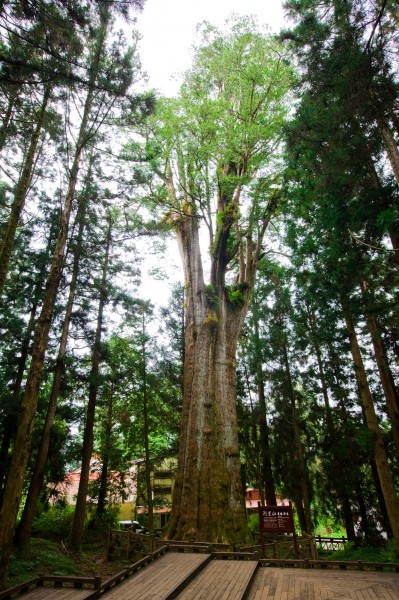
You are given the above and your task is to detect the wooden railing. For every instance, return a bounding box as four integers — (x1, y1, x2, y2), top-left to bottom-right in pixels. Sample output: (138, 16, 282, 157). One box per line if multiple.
(85, 545, 169, 599)
(259, 557, 399, 572)
(314, 535, 348, 551)
(107, 529, 157, 560)
(0, 575, 101, 600)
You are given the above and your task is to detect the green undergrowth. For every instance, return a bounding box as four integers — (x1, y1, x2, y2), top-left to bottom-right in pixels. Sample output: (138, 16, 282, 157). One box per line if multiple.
(7, 537, 128, 589)
(8, 538, 82, 585)
(322, 540, 398, 563)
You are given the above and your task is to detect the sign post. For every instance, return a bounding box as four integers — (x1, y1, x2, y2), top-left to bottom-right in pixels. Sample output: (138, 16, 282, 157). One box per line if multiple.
(257, 501, 299, 558)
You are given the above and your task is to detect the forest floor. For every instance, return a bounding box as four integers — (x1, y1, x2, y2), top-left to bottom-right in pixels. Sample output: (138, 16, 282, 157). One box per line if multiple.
(7, 537, 130, 588)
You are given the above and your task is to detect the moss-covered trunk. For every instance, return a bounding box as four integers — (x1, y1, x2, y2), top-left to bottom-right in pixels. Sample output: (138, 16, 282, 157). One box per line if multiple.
(165, 213, 249, 543)
(167, 299, 247, 542)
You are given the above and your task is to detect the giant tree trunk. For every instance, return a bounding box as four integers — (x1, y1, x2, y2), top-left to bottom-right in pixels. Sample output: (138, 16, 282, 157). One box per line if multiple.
(165, 214, 249, 543)
(167, 300, 248, 542)
(342, 302, 399, 552)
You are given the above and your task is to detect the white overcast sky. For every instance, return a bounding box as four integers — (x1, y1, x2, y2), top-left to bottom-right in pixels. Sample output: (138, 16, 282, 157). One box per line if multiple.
(135, 0, 286, 96)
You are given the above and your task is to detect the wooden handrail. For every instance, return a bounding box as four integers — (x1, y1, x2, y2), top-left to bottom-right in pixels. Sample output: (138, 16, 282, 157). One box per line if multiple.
(0, 574, 101, 599)
(259, 558, 399, 572)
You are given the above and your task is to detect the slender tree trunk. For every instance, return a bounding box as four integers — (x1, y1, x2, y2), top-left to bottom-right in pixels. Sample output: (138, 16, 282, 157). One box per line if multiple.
(0, 160, 78, 584)
(0, 289, 43, 501)
(366, 155, 399, 266)
(306, 305, 361, 537)
(281, 338, 313, 534)
(142, 309, 154, 531)
(0, 88, 19, 151)
(380, 120, 399, 184)
(243, 363, 264, 504)
(306, 306, 332, 419)
(0, 222, 56, 509)
(359, 278, 399, 459)
(71, 220, 111, 549)
(354, 481, 372, 541)
(97, 383, 114, 518)
(253, 303, 277, 505)
(342, 301, 399, 552)
(342, 496, 356, 542)
(369, 458, 393, 540)
(0, 83, 51, 297)
(16, 170, 92, 550)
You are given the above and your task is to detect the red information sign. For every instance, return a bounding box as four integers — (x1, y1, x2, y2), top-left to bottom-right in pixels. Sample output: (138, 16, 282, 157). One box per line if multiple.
(258, 503, 295, 534)
(257, 501, 299, 558)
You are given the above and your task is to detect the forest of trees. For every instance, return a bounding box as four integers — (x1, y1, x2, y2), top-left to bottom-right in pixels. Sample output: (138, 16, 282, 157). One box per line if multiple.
(0, 0, 398, 587)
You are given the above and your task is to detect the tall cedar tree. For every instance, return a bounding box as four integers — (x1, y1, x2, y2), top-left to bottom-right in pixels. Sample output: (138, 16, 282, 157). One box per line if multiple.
(141, 17, 292, 542)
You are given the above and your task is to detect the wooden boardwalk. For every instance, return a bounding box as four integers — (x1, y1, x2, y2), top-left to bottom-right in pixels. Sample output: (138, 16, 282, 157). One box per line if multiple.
(3, 556, 399, 600)
(99, 552, 211, 600)
(247, 566, 399, 600)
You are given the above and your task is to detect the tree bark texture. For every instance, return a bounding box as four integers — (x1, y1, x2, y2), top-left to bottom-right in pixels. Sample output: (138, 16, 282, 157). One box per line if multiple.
(342, 303, 399, 551)
(359, 278, 399, 460)
(0, 223, 56, 510)
(166, 214, 249, 543)
(17, 179, 91, 550)
(97, 383, 114, 518)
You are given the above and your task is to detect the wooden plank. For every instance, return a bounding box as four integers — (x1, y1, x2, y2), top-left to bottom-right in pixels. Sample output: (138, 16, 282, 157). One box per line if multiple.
(175, 559, 257, 600)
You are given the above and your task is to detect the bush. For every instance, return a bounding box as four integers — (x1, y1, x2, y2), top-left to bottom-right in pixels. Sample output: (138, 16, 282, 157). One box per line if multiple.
(30, 505, 74, 540)
(324, 539, 397, 563)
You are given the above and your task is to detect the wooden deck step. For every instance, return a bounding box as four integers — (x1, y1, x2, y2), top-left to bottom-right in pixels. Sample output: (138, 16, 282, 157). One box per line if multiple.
(174, 559, 258, 600)
(100, 552, 211, 600)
